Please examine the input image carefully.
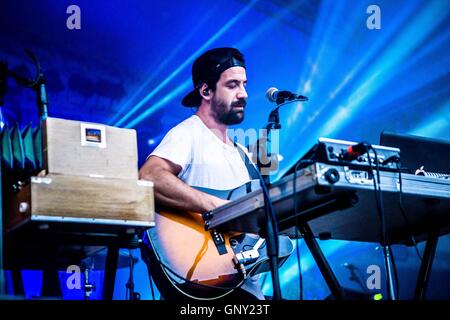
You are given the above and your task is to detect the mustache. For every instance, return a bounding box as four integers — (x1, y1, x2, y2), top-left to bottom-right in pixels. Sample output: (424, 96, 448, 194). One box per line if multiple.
(231, 99, 247, 108)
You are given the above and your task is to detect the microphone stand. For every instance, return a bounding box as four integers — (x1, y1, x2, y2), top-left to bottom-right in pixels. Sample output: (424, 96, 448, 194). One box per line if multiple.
(34, 71, 48, 122)
(262, 95, 309, 179)
(257, 106, 283, 300)
(9, 49, 49, 121)
(258, 94, 309, 300)
(259, 108, 281, 185)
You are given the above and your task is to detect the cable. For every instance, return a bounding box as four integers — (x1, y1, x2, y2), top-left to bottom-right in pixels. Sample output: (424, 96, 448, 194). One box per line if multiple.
(397, 164, 423, 261)
(147, 230, 263, 301)
(261, 97, 310, 300)
(255, 168, 282, 300)
(367, 147, 389, 297)
(367, 146, 398, 300)
(126, 250, 133, 300)
(289, 159, 323, 300)
(158, 257, 246, 291)
(261, 272, 268, 288)
(292, 160, 310, 301)
(388, 245, 400, 298)
(293, 162, 301, 301)
(236, 142, 281, 300)
(161, 264, 245, 301)
(368, 148, 387, 244)
(384, 157, 422, 295)
(126, 249, 141, 300)
(149, 274, 156, 300)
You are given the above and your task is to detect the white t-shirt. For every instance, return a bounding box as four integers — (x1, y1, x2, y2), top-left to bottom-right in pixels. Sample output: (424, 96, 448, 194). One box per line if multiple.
(150, 115, 252, 190)
(149, 114, 264, 300)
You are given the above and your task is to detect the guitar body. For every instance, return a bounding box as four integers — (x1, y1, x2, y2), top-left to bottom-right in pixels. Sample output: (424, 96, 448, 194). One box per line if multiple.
(150, 209, 241, 286)
(145, 182, 294, 298)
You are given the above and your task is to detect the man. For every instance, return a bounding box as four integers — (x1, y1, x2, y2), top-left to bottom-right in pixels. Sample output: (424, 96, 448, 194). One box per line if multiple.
(139, 47, 265, 300)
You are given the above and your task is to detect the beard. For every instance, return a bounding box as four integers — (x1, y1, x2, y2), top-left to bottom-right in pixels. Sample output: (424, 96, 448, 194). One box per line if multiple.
(211, 96, 246, 125)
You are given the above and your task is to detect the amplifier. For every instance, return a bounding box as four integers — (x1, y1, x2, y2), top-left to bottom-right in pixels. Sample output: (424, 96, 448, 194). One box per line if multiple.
(297, 137, 400, 170)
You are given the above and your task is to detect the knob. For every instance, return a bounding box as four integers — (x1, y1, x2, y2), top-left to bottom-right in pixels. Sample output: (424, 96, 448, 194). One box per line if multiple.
(19, 202, 29, 213)
(324, 168, 340, 184)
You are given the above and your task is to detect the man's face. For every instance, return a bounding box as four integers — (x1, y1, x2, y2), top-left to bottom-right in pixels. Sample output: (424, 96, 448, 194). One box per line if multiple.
(210, 66, 248, 125)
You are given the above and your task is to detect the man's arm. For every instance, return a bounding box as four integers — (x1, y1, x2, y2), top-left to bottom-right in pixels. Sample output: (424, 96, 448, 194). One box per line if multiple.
(139, 155, 228, 212)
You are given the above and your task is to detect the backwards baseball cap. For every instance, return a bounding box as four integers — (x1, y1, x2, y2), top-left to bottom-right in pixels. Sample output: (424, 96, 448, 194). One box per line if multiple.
(181, 47, 245, 107)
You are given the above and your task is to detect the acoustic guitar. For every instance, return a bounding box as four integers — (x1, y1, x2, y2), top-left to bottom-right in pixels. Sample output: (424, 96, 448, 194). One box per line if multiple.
(145, 182, 294, 299)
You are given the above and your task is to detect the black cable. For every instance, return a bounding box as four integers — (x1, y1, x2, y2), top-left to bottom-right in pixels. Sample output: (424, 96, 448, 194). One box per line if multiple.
(126, 250, 133, 300)
(141, 240, 159, 300)
(261, 272, 268, 290)
(257, 170, 282, 300)
(258, 98, 309, 300)
(397, 164, 423, 261)
(367, 148, 386, 244)
(146, 228, 267, 292)
(293, 163, 302, 301)
(156, 252, 248, 291)
(293, 160, 310, 301)
(366, 147, 390, 298)
(247, 131, 281, 300)
(256, 162, 279, 254)
(288, 159, 319, 300)
(383, 157, 422, 298)
(367, 145, 392, 300)
(149, 275, 156, 300)
(388, 245, 400, 298)
(368, 146, 397, 300)
(126, 249, 140, 300)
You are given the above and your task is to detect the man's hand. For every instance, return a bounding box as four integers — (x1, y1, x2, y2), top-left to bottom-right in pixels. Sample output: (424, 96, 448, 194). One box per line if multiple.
(208, 196, 230, 211)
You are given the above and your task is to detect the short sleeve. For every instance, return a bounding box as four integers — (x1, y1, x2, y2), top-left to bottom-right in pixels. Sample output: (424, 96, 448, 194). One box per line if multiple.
(149, 125, 193, 176)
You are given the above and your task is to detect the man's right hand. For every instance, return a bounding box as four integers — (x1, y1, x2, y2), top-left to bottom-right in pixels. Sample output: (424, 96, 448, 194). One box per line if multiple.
(207, 196, 230, 211)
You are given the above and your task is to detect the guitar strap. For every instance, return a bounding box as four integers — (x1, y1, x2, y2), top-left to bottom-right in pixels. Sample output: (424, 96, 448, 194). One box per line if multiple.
(234, 142, 260, 194)
(234, 142, 259, 179)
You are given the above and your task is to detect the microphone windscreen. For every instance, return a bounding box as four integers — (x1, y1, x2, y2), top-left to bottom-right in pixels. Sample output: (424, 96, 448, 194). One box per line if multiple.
(265, 87, 278, 102)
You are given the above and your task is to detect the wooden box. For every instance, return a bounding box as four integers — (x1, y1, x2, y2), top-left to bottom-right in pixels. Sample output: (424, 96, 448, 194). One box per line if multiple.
(6, 174, 155, 233)
(43, 117, 138, 180)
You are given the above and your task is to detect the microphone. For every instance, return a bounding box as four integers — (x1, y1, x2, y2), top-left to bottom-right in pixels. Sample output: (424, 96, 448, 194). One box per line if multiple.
(266, 87, 308, 104)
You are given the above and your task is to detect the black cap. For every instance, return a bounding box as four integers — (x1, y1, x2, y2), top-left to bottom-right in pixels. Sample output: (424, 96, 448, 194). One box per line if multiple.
(181, 47, 245, 107)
